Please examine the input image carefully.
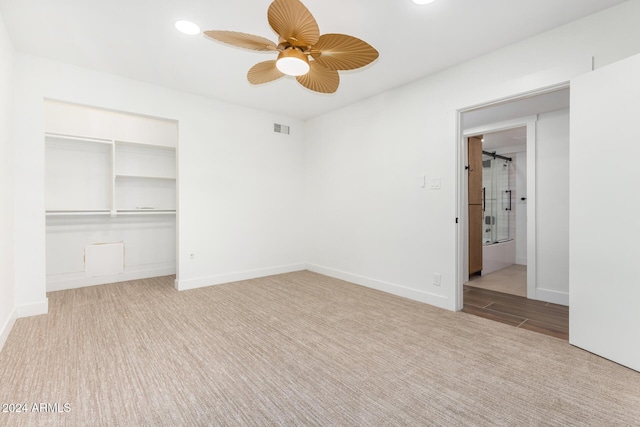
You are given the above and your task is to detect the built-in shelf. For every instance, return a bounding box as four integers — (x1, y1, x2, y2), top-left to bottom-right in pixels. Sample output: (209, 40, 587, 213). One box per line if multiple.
(46, 210, 176, 217)
(114, 141, 176, 182)
(115, 139, 176, 150)
(44, 100, 178, 291)
(45, 132, 113, 145)
(115, 175, 176, 212)
(115, 174, 176, 181)
(45, 129, 176, 214)
(45, 135, 112, 212)
(116, 210, 176, 216)
(46, 210, 111, 217)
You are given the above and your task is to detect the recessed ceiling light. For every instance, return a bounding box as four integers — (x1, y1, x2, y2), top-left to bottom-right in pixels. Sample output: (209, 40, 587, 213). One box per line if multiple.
(175, 20, 201, 35)
(413, 0, 436, 4)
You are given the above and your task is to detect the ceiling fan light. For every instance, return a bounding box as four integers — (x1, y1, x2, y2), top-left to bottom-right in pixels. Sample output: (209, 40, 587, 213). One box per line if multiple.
(276, 49, 310, 76)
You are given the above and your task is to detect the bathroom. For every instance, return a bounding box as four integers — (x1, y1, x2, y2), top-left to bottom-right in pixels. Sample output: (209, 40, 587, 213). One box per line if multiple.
(468, 127, 527, 296)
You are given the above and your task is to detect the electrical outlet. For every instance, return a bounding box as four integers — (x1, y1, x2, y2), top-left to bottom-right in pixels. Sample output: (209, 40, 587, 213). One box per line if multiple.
(433, 273, 441, 286)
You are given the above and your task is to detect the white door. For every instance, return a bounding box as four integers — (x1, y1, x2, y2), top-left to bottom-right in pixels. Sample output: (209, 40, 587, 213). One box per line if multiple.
(569, 52, 640, 372)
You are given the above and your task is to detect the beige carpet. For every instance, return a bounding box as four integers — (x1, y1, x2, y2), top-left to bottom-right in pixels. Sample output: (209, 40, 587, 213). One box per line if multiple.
(0, 271, 638, 426)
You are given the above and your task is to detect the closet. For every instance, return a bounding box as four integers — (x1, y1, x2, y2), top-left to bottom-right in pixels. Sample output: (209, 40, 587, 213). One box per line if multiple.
(44, 100, 177, 291)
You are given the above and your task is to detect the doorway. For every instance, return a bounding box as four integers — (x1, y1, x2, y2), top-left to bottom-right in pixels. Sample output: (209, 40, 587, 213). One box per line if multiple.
(455, 86, 571, 337)
(461, 114, 538, 300)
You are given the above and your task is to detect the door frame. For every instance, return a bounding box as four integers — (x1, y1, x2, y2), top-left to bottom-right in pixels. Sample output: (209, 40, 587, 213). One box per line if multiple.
(454, 83, 569, 311)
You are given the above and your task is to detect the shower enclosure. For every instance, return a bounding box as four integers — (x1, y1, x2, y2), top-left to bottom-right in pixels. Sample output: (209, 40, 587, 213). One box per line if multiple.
(482, 152, 514, 245)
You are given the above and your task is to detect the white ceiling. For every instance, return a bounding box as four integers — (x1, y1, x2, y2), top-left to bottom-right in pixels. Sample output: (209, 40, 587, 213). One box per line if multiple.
(0, 0, 628, 120)
(482, 127, 527, 152)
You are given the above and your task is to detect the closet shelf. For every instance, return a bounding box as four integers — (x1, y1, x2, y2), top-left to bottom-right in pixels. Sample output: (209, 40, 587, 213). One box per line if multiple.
(116, 209, 176, 215)
(115, 174, 176, 181)
(45, 109, 176, 220)
(115, 139, 176, 151)
(46, 210, 111, 216)
(45, 132, 113, 145)
(47, 209, 176, 217)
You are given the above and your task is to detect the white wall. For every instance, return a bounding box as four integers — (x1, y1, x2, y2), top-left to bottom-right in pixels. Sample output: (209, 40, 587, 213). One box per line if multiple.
(305, 1, 640, 310)
(12, 54, 306, 312)
(0, 10, 16, 349)
(305, 88, 454, 307)
(535, 109, 570, 304)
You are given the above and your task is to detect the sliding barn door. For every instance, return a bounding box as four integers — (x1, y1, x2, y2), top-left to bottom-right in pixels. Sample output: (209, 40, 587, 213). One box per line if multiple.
(569, 52, 640, 372)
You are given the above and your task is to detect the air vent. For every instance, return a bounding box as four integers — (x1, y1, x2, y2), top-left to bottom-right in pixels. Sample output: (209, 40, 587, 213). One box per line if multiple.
(274, 123, 290, 135)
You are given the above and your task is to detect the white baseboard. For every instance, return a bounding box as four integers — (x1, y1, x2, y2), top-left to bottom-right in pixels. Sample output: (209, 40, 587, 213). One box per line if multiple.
(534, 288, 569, 306)
(0, 307, 18, 352)
(16, 298, 49, 318)
(306, 264, 450, 310)
(47, 262, 176, 292)
(175, 263, 307, 291)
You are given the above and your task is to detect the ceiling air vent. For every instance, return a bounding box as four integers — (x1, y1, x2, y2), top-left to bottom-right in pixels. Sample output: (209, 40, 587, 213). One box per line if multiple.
(274, 123, 290, 135)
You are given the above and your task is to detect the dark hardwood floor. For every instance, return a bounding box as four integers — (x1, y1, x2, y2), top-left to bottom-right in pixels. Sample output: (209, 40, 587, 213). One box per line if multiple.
(462, 285, 569, 340)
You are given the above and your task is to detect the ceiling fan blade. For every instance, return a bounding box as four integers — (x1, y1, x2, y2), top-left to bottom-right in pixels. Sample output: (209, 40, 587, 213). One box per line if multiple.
(311, 34, 379, 71)
(204, 30, 278, 52)
(296, 62, 339, 94)
(268, 0, 319, 47)
(247, 60, 285, 85)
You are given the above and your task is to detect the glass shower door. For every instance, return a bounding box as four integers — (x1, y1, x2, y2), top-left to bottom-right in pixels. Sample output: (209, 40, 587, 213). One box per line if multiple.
(482, 156, 511, 244)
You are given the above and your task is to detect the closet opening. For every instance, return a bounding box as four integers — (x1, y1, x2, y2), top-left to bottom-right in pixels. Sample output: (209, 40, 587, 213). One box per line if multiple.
(44, 99, 178, 292)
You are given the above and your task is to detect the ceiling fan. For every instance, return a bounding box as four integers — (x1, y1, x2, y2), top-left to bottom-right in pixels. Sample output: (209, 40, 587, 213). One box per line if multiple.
(204, 0, 379, 94)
